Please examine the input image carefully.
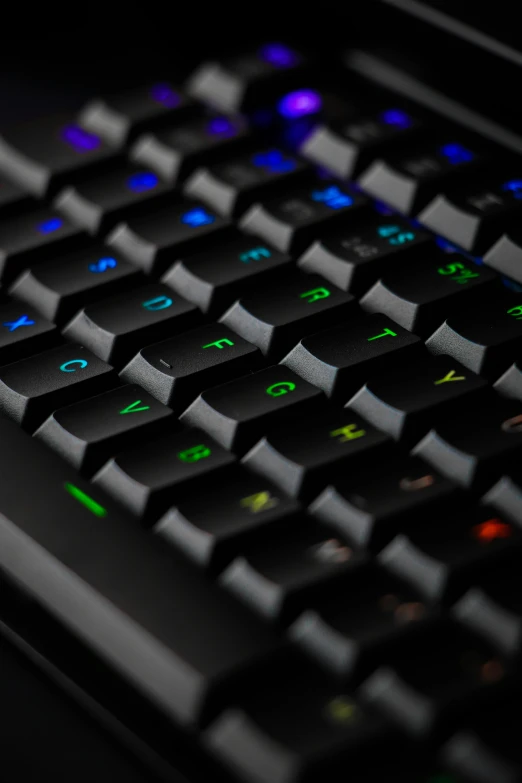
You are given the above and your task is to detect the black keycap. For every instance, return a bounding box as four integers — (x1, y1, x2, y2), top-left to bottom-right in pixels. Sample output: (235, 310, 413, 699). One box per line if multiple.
(205, 661, 399, 783)
(301, 106, 421, 179)
(361, 253, 498, 336)
(239, 181, 369, 254)
(181, 366, 324, 454)
(426, 293, 522, 378)
(359, 621, 508, 739)
(0, 415, 283, 727)
(484, 230, 522, 284)
(349, 356, 488, 443)
(413, 400, 522, 491)
(220, 520, 366, 623)
(9, 245, 141, 325)
(358, 139, 481, 215)
(64, 283, 200, 366)
(379, 505, 520, 604)
(221, 273, 356, 360)
(79, 82, 194, 146)
(131, 113, 250, 184)
(154, 467, 301, 572)
(121, 323, 261, 411)
(183, 146, 310, 218)
(298, 217, 432, 296)
(310, 456, 462, 552)
(0, 344, 117, 431)
(289, 563, 432, 679)
(0, 301, 58, 364)
(163, 235, 293, 315)
(485, 473, 522, 526)
(282, 314, 422, 401)
(243, 410, 391, 501)
(494, 360, 522, 401)
(107, 199, 232, 274)
(55, 163, 172, 234)
(0, 114, 116, 197)
(0, 175, 31, 213)
(419, 174, 522, 254)
(35, 384, 176, 477)
(93, 429, 235, 520)
(186, 42, 306, 112)
(0, 207, 85, 284)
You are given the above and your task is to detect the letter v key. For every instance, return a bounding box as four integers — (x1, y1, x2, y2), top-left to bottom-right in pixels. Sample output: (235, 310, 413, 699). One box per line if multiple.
(119, 400, 151, 415)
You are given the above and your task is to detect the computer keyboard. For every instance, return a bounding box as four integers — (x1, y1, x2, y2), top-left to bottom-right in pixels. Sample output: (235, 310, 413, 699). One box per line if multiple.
(2, 39, 522, 783)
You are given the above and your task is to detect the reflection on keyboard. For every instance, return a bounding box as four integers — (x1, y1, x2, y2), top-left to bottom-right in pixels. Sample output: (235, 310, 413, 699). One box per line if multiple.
(2, 39, 522, 783)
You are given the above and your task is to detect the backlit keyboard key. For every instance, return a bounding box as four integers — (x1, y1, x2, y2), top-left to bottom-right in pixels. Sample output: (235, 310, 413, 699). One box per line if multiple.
(484, 230, 522, 284)
(93, 429, 236, 520)
(240, 182, 369, 254)
(0, 114, 116, 197)
(131, 113, 250, 184)
(64, 283, 200, 366)
(183, 147, 310, 218)
(79, 82, 195, 146)
(0, 301, 58, 364)
(107, 199, 232, 274)
(494, 361, 522, 401)
(181, 366, 324, 454)
(55, 163, 172, 234)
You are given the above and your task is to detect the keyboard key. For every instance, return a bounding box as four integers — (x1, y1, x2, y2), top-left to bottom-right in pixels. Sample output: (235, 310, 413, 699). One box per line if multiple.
(413, 400, 522, 490)
(289, 564, 432, 679)
(426, 293, 522, 378)
(220, 520, 366, 622)
(0, 175, 31, 213)
(301, 107, 421, 179)
(181, 366, 324, 454)
(183, 147, 310, 218)
(282, 314, 422, 401)
(0, 344, 117, 431)
(419, 174, 522, 254)
(93, 429, 235, 520)
(131, 113, 250, 184)
(485, 473, 522, 525)
(64, 283, 200, 366)
(298, 218, 432, 296)
(155, 468, 301, 572)
(243, 410, 391, 501)
(35, 384, 176, 477)
(221, 274, 356, 360)
(79, 82, 194, 146)
(484, 230, 522, 284)
(0, 114, 116, 197)
(121, 324, 261, 411)
(0, 207, 85, 284)
(186, 43, 306, 112)
(349, 356, 488, 443)
(494, 360, 522, 401)
(162, 235, 293, 315)
(359, 621, 508, 738)
(9, 245, 142, 324)
(107, 199, 232, 275)
(0, 301, 58, 364)
(0, 415, 283, 727)
(379, 505, 520, 604)
(361, 254, 497, 336)
(310, 457, 462, 552)
(239, 182, 369, 254)
(55, 163, 172, 234)
(358, 139, 481, 215)
(205, 661, 399, 783)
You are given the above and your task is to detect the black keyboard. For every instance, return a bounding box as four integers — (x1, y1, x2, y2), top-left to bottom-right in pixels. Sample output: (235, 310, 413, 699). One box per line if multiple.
(2, 37, 522, 783)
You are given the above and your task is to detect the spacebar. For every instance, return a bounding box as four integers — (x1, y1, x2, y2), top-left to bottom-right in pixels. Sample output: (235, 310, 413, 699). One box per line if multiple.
(0, 414, 282, 728)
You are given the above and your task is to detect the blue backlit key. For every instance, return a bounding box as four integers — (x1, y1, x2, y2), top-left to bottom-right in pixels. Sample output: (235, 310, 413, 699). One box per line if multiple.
(107, 199, 232, 274)
(0, 206, 85, 283)
(64, 282, 200, 366)
(0, 301, 58, 364)
(131, 113, 250, 184)
(0, 114, 117, 197)
(184, 147, 310, 218)
(79, 82, 195, 146)
(55, 163, 172, 234)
